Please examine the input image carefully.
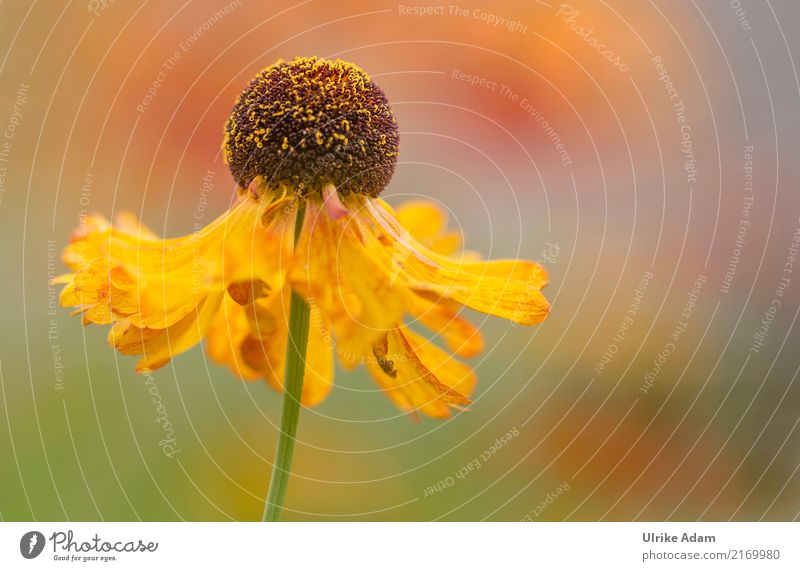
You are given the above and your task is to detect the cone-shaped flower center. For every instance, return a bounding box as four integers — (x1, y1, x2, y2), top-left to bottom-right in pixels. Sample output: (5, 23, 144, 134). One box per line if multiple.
(224, 56, 399, 197)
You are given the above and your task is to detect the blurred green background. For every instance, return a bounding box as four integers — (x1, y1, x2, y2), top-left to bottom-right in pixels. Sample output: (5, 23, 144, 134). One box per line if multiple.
(1, 0, 799, 521)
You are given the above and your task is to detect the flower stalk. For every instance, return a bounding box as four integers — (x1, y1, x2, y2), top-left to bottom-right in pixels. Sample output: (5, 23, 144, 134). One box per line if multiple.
(262, 201, 309, 522)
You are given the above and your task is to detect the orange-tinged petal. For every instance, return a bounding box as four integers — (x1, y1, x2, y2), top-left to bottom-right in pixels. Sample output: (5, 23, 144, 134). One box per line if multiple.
(227, 279, 271, 305)
(83, 300, 113, 325)
(108, 292, 224, 372)
(302, 302, 334, 406)
(113, 211, 159, 240)
(72, 260, 110, 305)
(397, 327, 476, 402)
(130, 285, 208, 329)
(394, 200, 445, 240)
(50, 273, 75, 285)
(367, 325, 474, 418)
(205, 296, 262, 381)
(366, 199, 550, 325)
(239, 287, 334, 406)
(410, 292, 484, 358)
(61, 195, 294, 331)
(58, 281, 80, 308)
(62, 215, 109, 269)
(394, 200, 463, 255)
(236, 279, 288, 342)
(109, 318, 161, 354)
(216, 204, 294, 290)
(57, 181, 548, 419)
(293, 202, 409, 349)
(241, 334, 286, 392)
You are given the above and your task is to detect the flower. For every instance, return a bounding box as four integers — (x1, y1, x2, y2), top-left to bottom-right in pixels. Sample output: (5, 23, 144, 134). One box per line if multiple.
(56, 57, 550, 419)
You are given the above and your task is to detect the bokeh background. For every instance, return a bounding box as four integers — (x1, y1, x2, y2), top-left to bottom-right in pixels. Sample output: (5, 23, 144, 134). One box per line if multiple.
(1, 0, 799, 521)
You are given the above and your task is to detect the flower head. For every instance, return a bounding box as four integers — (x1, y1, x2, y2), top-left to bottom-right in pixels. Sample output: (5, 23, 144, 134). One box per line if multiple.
(56, 57, 550, 419)
(224, 57, 398, 197)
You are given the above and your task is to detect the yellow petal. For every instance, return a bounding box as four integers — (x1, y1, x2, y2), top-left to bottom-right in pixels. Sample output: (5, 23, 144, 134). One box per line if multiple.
(72, 260, 110, 305)
(227, 279, 271, 305)
(302, 301, 334, 406)
(58, 281, 80, 307)
(61, 195, 294, 330)
(239, 287, 334, 406)
(410, 292, 484, 358)
(292, 201, 409, 349)
(108, 292, 223, 372)
(113, 211, 159, 240)
(367, 199, 550, 325)
(62, 215, 109, 269)
(367, 325, 475, 419)
(205, 296, 262, 381)
(394, 200, 462, 255)
(83, 300, 113, 325)
(241, 334, 286, 392)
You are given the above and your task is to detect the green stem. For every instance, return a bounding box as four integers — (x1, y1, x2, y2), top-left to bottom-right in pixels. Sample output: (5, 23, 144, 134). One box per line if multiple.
(262, 201, 309, 522)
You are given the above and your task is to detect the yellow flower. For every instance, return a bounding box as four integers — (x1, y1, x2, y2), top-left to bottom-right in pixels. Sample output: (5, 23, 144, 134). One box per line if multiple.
(56, 57, 549, 419)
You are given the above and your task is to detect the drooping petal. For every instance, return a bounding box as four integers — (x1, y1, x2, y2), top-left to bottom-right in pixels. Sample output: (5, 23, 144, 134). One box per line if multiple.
(205, 295, 262, 381)
(394, 200, 462, 255)
(238, 286, 334, 406)
(410, 292, 484, 358)
(291, 201, 410, 352)
(112, 211, 159, 240)
(302, 301, 335, 406)
(366, 198, 550, 326)
(57, 185, 550, 418)
(59, 192, 296, 372)
(62, 195, 293, 328)
(366, 325, 475, 419)
(108, 291, 224, 372)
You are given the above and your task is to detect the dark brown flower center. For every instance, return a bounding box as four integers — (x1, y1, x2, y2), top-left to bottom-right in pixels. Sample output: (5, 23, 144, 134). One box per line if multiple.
(224, 57, 399, 197)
